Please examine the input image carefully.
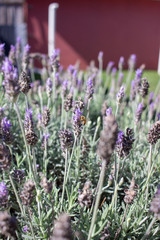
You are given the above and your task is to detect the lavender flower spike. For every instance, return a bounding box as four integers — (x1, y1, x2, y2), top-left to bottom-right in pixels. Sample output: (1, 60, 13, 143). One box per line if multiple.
(106, 107, 112, 116)
(73, 108, 83, 137)
(0, 181, 8, 206)
(118, 56, 124, 71)
(46, 78, 52, 97)
(128, 54, 136, 70)
(1, 117, 12, 144)
(98, 51, 103, 62)
(106, 61, 114, 75)
(117, 86, 125, 104)
(86, 77, 94, 100)
(135, 103, 143, 124)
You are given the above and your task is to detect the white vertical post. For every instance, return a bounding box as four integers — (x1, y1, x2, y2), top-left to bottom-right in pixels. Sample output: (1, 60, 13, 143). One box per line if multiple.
(158, 48, 160, 75)
(48, 3, 59, 57)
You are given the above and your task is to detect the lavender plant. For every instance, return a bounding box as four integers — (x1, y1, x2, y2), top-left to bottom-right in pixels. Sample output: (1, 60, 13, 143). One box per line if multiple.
(0, 42, 160, 240)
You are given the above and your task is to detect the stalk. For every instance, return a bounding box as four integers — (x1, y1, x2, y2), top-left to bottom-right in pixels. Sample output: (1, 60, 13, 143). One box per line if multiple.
(141, 216, 156, 240)
(87, 159, 106, 240)
(115, 102, 120, 118)
(60, 150, 68, 211)
(9, 174, 24, 216)
(114, 204, 128, 240)
(145, 144, 153, 200)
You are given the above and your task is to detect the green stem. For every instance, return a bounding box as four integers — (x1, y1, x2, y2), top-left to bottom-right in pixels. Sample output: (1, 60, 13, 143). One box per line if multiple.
(141, 216, 156, 240)
(28, 208, 36, 240)
(87, 159, 106, 240)
(9, 174, 24, 216)
(60, 150, 68, 211)
(145, 144, 153, 201)
(115, 102, 120, 117)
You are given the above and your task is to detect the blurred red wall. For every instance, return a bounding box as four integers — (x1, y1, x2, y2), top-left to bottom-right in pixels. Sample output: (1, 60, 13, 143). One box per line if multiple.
(26, 0, 160, 69)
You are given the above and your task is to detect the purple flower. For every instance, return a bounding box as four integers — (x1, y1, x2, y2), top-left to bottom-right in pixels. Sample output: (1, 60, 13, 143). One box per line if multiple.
(62, 79, 68, 97)
(116, 130, 124, 145)
(24, 44, 30, 54)
(68, 65, 74, 74)
(135, 69, 142, 80)
(117, 86, 125, 103)
(50, 49, 60, 68)
(111, 67, 117, 78)
(13, 169, 25, 182)
(128, 54, 136, 70)
(24, 108, 33, 131)
(86, 77, 94, 100)
(0, 181, 8, 205)
(106, 107, 112, 116)
(46, 78, 52, 97)
(106, 61, 114, 75)
(0, 43, 5, 57)
(98, 51, 103, 61)
(118, 56, 124, 70)
(1, 117, 11, 131)
(148, 92, 154, 105)
(135, 103, 144, 123)
(42, 133, 50, 148)
(47, 78, 52, 88)
(73, 108, 82, 122)
(23, 226, 29, 233)
(2, 58, 13, 74)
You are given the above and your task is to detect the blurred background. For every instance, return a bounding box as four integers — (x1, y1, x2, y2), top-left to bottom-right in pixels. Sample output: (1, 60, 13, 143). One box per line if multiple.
(0, 0, 160, 69)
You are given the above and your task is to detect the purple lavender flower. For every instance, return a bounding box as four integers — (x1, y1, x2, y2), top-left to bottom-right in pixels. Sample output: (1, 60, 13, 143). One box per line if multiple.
(8, 45, 16, 65)
(148, 92, 154, 105)
(68, 65, 74, 75)
(62, 79, 68, 97)
(128, 54, 136, 70)
(2, 58, 13, 74)
(46, 78, 52, 97)
(50, 49, 60, 69)
(135, 69, 142, 80)
(98, 51, 103, 62)
(106, 107, 112, 116)
(42, 133, 50, 148)
(0, 43, 5, 64)
(118, 56, 124, 71)
(135, 103, 143, 124)
(73, 108, 82, 122)
(106, 61, 114, 75)
(23, 226, 29, 233)
(1, 117, 12, 144)
(130, 80, 136, 101)
(111, 67, 117, 78)
(86, 77, 94, 100)
(117, 86, 125, 103)
(116, 130, 124, 145)
(0, 181, 8, 206)
(24, 108, 33, 131)
(22, 44, 30, 71)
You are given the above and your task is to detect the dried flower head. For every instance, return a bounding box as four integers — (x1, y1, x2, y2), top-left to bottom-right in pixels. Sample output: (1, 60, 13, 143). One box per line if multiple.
(116, 86, 125, 104)
(0, 144, 11, 170)
(51, 213, 73, 240)
(100, 222, 111, 240)
(116, 128, 134, 158)
(72, 97, 85, 113)
(72, 108, 83, 137)
(124, 176, 137, 204)
(78, 181, 92, 208)
(19, 71, 31, 94)
(12, 169, 25, 183)
(81, 137, 90, 159)
(139, 77, 149, 98)
(24, 108, 38, 146)
(59, 129, 74, 155)
(64, 94, 73, 112)
(20, 180, 35, 206)
(42, 107, 50, 127)
(0, 211, 17, 238)
(147, 121, 160, 145)
(41, 175, 52, 194)
(97, 115, 118, 164)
